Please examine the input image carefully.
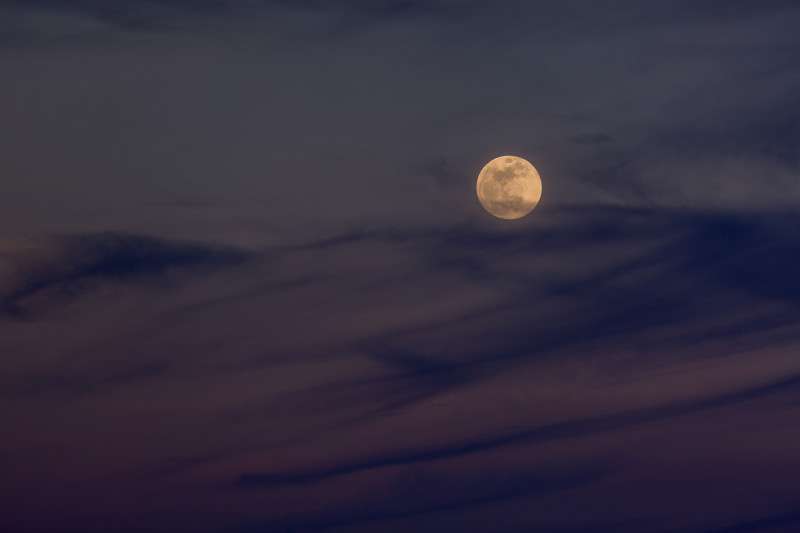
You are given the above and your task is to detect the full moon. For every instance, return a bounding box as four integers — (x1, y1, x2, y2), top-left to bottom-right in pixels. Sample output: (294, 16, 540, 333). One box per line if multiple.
(476, 155, 542, 219)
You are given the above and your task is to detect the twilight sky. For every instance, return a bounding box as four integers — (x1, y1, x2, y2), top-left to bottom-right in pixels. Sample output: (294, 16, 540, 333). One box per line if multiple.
(2, 1, 800, 532)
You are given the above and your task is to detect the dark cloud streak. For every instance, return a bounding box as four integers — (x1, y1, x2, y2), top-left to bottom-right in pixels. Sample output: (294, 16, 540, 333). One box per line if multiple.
(235, 369, 800, 488)
(0, 232, 252, 319)
(2, 1, 800, 530)
(241, 462, 613, 532)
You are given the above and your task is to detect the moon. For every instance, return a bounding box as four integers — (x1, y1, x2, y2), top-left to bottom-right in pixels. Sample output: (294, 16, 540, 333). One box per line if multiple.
(476, 155, 542, 219)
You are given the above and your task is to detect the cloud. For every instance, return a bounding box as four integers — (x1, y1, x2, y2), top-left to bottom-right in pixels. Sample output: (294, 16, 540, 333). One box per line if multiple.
(4, 207, 800, 531)
(0, 232, 252, 319)
(2, 2, 799, 531)
(5, 207, 799, 397)
(41, 207, 792, 486)
(234, 369, 800, 488)
(701, 510, 800, 533)
(1, 0, 798, 239)
(235, 460, 615, 532)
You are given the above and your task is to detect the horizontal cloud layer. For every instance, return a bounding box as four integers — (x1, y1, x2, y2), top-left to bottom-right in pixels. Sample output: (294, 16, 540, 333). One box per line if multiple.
(3, 207, 800, 531)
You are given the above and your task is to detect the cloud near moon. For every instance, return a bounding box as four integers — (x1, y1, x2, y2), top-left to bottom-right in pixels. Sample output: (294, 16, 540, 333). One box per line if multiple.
(476, 156, 542, 219)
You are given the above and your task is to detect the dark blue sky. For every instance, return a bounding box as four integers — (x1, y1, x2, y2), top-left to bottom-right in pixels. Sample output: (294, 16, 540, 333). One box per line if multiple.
(1, 1, 800, 532)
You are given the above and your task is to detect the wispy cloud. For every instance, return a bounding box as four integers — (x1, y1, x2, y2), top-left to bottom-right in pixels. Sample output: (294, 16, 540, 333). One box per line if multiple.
(3, 209, 800, 531)
(1, 232, 252, 319)
(238, 461, 614, 532)
(234, 369, 800, 488)
(2, 2, 800, 530)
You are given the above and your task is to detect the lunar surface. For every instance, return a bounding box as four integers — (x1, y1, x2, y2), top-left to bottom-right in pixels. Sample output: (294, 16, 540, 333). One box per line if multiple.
(476, 156, 542, 219)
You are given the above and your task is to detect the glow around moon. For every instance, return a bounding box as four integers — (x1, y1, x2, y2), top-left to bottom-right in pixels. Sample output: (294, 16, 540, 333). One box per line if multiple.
(476, 156, 542, 219)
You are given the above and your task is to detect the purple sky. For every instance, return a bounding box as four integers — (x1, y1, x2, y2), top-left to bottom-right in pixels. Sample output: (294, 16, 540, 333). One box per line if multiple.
(2, 1, 800, 531)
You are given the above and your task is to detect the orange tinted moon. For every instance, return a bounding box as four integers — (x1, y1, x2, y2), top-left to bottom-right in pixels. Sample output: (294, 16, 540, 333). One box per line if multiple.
(476, 156, 542, 219)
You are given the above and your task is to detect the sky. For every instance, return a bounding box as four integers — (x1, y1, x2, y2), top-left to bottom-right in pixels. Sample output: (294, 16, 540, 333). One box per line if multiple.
(1, 1, 800, 531)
